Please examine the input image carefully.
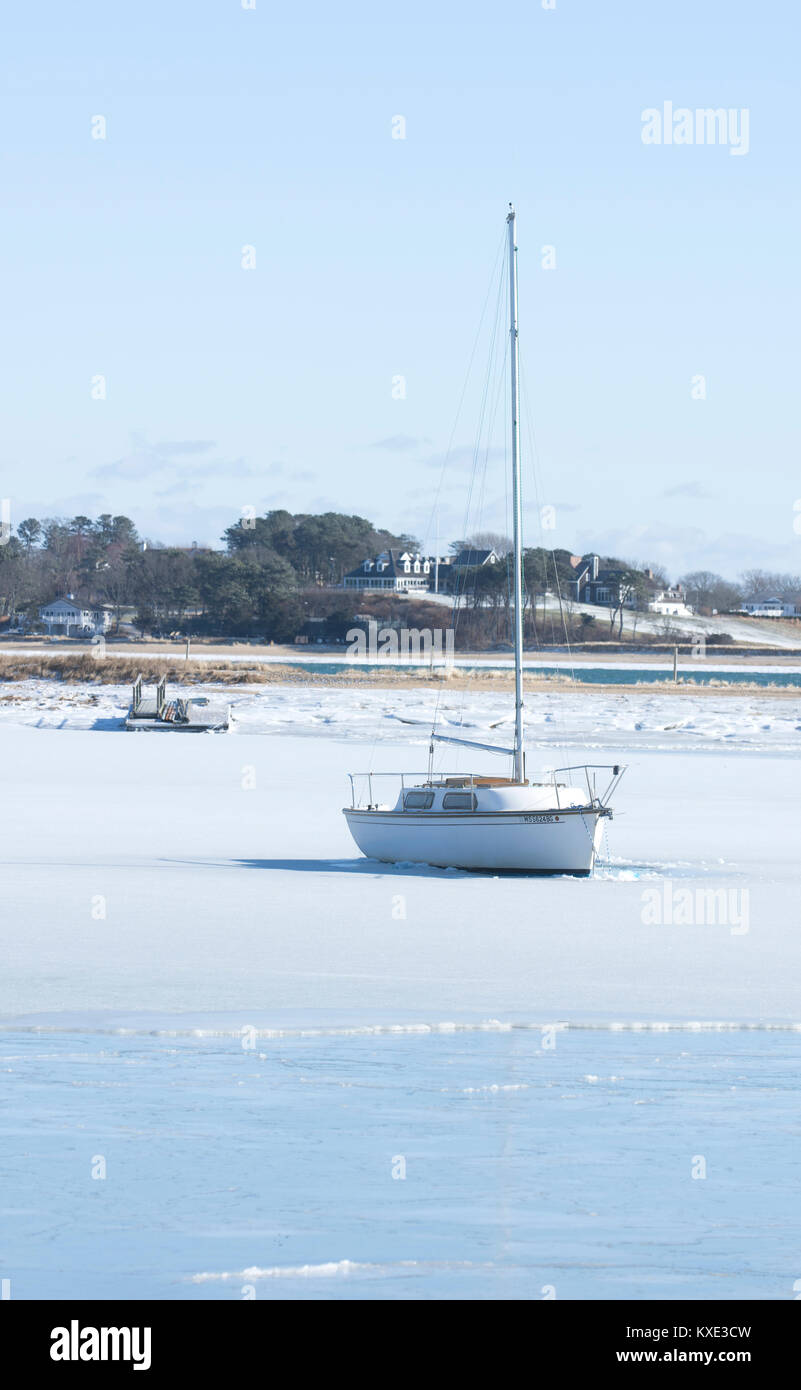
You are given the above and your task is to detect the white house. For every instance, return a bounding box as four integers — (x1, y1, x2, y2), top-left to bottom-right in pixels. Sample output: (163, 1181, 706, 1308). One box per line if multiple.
(740, 595, 786, 618)
(39, 597, 112, 635)
(342, 546, 498, 595)
(342, 550, 448, 593)
(647, 587, 694, 617)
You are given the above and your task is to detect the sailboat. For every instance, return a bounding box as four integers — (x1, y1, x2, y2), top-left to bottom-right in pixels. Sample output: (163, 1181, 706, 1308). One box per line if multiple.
(343, 206, 625, 874)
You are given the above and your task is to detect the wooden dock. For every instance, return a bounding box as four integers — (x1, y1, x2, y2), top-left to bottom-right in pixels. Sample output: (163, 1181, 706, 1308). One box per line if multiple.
(125, 675, 231, 732)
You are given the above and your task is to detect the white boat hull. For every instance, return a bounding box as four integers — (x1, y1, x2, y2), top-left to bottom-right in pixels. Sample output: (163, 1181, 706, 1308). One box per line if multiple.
(343, 806, 608, 874)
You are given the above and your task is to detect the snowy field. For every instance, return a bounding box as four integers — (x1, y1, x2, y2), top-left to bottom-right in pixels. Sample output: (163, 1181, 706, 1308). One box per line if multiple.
(1, 677, 800, 753)
(1, 684, 800, 1299)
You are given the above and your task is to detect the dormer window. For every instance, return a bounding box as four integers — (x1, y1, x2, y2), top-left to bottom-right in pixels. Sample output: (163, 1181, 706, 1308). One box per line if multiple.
(404, 562, 411, 573)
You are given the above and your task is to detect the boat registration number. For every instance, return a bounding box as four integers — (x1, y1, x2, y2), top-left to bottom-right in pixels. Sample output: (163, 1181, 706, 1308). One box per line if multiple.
(523, 814, 558, 824)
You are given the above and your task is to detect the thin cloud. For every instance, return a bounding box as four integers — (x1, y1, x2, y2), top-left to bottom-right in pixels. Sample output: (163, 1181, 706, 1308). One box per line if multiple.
(153, 440, 217, 456)
(92, 436, 319, 495)
(424, 445, 506, 470)
(155, 480, 195, 498)
(92, 451, 162, 481)
(663, 481, 714, 499)
(184, 458, 255, 480)
(14, 491, 106, 517)
(370, 435, 430, 453)
(93, 441, 254, 484)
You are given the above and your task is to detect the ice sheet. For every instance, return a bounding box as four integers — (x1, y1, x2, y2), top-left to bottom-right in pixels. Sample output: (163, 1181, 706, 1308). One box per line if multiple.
(2, 708, 799, 1300)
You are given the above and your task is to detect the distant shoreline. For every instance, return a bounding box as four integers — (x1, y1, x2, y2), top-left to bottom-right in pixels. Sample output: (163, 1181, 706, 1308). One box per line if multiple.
(0, 652, 798, 699)
(2, 639, 800, 667)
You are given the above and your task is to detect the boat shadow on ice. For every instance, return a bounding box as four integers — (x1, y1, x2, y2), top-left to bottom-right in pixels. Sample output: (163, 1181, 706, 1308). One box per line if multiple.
(162, 855, 476, 879)
(233, 857, 603, 879)
(233, 857, 478, 878)
(164, 857, 750, 882)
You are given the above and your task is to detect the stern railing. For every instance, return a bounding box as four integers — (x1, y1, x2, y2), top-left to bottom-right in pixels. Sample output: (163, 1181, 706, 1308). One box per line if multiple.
(346, 764, 626, 811)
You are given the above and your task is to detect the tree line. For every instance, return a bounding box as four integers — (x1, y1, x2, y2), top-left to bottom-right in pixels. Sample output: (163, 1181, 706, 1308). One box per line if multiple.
(0, 509, 796, 643)
(0, 510, 415, 640)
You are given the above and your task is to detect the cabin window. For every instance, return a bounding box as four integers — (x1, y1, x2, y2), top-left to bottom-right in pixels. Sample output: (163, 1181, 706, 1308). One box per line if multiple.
(403, 789, 434, 810)
(442, 792, 477, 811)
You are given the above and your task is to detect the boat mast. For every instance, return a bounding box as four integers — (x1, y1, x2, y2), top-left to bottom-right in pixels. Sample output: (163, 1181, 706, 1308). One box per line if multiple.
(507, 205, 525, 782)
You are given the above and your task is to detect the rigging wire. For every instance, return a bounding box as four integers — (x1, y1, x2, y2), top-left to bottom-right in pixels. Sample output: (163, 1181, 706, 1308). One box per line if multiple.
(428, 242, 509, 759)
(519, 350, 579, 689)
(421, 229, 506, 558)
(364, 231, 506, 783)
(449, 328, 510, 746)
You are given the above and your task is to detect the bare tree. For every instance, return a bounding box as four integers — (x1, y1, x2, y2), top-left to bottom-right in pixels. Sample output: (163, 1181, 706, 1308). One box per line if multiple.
(739, 569, 801, 601)
(681, 571, 743, 614)
(465, 531, 513, 557)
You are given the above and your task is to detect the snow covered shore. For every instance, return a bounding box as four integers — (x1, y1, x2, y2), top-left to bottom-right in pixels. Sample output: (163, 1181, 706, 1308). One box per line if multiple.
(1, 678, 800, 753)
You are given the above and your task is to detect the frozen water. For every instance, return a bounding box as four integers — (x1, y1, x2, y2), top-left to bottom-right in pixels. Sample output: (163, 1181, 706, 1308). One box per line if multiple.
(1, 689, 799, 1299)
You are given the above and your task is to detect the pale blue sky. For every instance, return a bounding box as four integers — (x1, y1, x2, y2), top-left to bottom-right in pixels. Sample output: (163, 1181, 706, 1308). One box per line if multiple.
(1, 0, 798, 579)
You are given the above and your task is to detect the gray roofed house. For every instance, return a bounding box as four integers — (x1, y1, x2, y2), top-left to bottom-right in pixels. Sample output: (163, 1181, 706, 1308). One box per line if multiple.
(570, 553, 640, 608)
(39, 596, 112, 635)
(450, 547, 499, 569)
